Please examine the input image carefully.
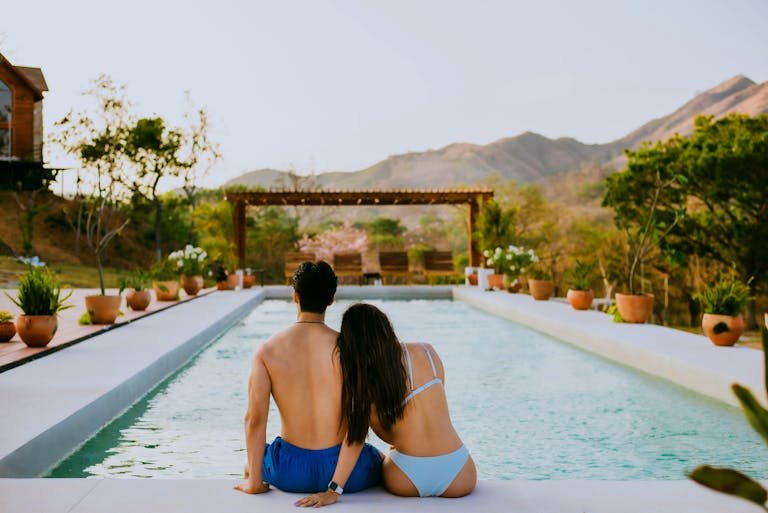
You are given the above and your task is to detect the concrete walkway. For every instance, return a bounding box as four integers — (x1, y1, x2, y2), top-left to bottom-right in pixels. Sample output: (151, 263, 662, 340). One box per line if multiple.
(454, 287, 764, 407)
(0, 289, 264, 477)
(0, 479, 760, 513)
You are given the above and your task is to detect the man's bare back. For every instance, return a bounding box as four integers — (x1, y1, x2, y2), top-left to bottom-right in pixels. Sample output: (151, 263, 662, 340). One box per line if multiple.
(260, 321, 345, 448)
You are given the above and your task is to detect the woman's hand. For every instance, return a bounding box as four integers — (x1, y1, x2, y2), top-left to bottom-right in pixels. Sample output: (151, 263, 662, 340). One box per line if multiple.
(234, 480, 270, 494)
(294, 490, 339, 508)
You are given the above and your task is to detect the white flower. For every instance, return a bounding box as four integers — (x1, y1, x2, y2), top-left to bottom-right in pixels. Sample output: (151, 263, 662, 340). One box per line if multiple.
(176, 260, 183, 268)
(483, 250, 490, 257)
(486, 258, 493, 266)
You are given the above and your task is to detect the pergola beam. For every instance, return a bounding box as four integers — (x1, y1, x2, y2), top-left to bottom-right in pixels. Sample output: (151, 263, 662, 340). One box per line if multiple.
(225, 188, 494, 269)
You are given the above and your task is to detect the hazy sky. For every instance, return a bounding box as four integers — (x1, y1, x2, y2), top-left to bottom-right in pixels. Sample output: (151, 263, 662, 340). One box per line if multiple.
(3, 0, 767, 189)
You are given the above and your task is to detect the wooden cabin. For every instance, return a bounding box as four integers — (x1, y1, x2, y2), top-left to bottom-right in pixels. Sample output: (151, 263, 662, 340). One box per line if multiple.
(0, 52, 48, 162)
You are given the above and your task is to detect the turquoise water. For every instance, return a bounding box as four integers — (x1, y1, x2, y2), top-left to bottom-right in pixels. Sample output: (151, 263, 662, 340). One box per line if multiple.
(49, 299, 767, 479)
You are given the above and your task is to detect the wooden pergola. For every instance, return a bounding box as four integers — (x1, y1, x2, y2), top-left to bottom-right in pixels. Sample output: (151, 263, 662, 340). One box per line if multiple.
(224, 188, 494, 269)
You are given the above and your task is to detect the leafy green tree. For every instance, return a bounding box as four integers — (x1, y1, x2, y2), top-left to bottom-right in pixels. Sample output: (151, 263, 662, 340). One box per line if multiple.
(475, 199, 516, 252)
(355, 217, 406, 248)
(246, 207, 299, 282)
(125, 117, 191, 261)
(605, 114, 768, 327)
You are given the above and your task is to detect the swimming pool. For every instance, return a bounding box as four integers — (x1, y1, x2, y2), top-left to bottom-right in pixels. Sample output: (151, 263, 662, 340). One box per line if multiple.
(49, 299, 766, 479)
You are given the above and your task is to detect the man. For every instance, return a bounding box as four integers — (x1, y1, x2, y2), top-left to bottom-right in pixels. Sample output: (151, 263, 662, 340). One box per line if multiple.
(234, 261, 381, 505)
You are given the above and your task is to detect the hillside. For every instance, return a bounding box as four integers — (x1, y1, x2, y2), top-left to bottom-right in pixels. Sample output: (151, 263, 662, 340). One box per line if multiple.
(227, 74, 768, 191)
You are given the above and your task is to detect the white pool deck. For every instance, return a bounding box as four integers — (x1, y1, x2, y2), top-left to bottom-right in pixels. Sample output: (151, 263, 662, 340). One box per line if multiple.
(0, 285, 765, 512)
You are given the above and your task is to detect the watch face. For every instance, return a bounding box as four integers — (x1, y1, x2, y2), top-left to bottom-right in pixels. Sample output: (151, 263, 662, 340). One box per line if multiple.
(328, 481, 343, 494)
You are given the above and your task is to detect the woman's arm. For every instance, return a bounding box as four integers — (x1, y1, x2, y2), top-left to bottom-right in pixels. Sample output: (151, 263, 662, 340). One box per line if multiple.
(234, 349, 271, 494)
(294, 436, 364, 507)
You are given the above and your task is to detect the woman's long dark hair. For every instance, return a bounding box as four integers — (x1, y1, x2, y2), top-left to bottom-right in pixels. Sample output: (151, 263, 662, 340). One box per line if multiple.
(337, 303, 408, 445)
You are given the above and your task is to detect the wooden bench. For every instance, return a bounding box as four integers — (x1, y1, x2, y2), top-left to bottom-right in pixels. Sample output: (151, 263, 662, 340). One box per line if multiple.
(284, 252, 315, 284)
(379, 251, 410, 284)
(333, 252, 363, 285)
(423, 251, 456, 279)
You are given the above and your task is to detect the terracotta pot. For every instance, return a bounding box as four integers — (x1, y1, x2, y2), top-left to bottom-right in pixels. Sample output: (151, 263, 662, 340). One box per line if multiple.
(216, 281, 229, 291)
(181, 275, 204, 296)
(528, 279, 554, 300)
(126, 290, 152, 311)
(243, 275, 256, 289)
(467, 274, 478, 286)
(154, 280, 180, 301)
(615, 293, 654, 323)
(0, 322, 16, 342)
(85, 295, 122, 324)
(15, 315, 58, 347)
(567, 289, 594, 310)
(488, 273, 505, 290)
(702, 313, 744, 346)
(227, 274, 239, 289)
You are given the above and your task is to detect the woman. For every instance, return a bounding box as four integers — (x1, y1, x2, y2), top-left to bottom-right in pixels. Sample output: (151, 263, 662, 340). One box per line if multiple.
(296, 303, 475, 506)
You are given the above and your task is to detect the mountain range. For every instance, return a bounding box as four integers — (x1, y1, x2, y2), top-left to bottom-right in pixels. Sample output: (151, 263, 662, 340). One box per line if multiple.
(226, 75, 768, 190)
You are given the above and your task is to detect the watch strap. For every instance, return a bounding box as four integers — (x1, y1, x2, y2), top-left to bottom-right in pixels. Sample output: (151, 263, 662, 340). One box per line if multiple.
(327, 480, 344, 495)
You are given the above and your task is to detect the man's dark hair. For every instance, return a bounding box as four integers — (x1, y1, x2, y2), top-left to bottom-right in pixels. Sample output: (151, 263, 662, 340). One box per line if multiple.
(291, 261, 337, 313)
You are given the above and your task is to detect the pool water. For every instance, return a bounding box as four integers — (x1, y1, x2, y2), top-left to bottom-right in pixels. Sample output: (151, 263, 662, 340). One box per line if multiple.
(49, 299, 767, 479)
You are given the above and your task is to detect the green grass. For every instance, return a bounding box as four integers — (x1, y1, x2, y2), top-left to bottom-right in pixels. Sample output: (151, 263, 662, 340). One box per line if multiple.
(0, 256, 133, 289)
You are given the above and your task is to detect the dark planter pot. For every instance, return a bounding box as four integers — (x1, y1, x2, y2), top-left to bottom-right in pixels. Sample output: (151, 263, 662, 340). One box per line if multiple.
(0, 321, 16, 342)
(702, 313, 744, 346)
(243, 275, 256, 289)
(181, 275, 204, 296)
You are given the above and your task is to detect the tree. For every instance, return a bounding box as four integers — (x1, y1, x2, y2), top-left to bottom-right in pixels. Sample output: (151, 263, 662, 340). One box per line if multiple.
(355, 217, 406, 248)
(604, 114, 768, 328)
(475, 200, 516, 252)
(125, 117, 191, 261)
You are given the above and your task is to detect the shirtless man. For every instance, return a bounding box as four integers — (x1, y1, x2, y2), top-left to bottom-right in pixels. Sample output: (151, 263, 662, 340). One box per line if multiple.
(234, 261, 381, 503)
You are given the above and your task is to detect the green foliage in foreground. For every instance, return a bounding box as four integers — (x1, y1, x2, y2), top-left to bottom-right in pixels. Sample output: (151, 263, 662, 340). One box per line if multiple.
(5, 266, 73, 316)
(689, 326, 768, 510)
(567, 260, 595, 291)
(0, 310, 13, 323)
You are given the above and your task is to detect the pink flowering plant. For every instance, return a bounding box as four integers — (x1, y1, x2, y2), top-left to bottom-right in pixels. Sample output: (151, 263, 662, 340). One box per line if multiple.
(298, 223, 368, 261)
(168, 245, 207, 276)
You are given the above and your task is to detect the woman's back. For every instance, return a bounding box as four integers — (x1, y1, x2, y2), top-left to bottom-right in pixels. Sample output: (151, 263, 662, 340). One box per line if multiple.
(370, 343, 461, 456)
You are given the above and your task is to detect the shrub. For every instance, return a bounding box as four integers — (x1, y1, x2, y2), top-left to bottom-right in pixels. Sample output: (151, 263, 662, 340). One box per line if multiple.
(0, 310, 13, 323)
(6, 266, 72, 316)
(695, 277, 751, 317)
(567, 260, 595, 291)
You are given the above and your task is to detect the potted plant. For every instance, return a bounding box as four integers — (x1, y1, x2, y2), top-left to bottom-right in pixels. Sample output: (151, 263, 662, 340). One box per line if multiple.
(505, 245, 536, 293)
(121, 271, 153, 311)
(528, 264, 553, 301)
(243, 268, 256, 289)
(83, 196, 130, 325)
(483, 247, 507, 290)
(152, 259, 180, 301)
(169, 245, 207, 296)
(605, 170, 684, 323)
(566, 260, 595, 310)
(214, 264, 231, 291)
(695, 276, 751, 346)
(5, 266, 72, 347)
(0, 310, 16, 343)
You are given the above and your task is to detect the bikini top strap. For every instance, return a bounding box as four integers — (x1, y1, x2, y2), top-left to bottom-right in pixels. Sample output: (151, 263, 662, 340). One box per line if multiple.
(421, 343, 438, 379)
(402, 343, 415, 391)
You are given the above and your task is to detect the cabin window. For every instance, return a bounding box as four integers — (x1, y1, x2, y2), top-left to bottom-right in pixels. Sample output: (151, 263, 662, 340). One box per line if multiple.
(0, 80, 10, 122)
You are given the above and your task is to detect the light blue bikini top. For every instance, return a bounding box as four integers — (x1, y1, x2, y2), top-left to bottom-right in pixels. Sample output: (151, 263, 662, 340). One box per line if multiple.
(402, 343, 443, 405)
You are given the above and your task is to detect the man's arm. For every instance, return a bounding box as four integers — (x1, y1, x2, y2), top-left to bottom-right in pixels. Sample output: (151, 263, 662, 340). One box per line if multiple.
(234, 348, 271, 494)
(294, 436, 365, 507)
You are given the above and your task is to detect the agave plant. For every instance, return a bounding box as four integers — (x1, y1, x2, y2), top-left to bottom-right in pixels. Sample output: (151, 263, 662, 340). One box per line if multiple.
(694, 276, 751, 317)
(5, 266, 72, 316)
(690, 319, 768, 510)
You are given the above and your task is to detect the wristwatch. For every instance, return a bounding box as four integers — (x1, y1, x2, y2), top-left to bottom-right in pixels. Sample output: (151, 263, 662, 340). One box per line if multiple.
(327, 480, 344, 495)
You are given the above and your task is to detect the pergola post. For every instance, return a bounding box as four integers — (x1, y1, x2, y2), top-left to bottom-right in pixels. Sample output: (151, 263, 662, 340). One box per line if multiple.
(468, 200, 480, 267)
(234, 200, 246, 269)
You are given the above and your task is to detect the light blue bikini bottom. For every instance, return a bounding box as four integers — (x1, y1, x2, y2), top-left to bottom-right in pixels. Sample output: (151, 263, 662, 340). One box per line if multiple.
(389, 445, 470, 497)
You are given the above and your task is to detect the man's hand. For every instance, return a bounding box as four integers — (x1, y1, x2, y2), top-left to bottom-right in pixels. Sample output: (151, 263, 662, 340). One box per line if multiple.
(234, 481, 270, 495)
(294, 490, 339, 508)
